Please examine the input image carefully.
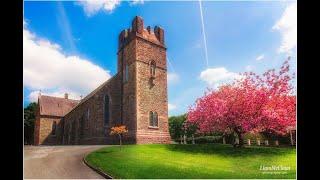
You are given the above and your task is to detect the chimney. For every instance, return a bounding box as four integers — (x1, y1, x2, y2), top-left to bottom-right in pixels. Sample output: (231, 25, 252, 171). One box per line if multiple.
(64, 93, 68, 99)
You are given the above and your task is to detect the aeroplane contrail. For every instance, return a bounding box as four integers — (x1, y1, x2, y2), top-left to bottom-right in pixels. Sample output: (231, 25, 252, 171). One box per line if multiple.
(199, 0, 209, 68)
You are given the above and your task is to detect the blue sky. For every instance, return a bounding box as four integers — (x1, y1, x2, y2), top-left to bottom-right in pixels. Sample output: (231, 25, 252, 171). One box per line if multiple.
(23, 0, 297, 116)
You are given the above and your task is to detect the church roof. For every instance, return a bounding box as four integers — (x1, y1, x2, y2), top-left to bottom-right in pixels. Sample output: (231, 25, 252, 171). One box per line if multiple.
(64, 74, 118, 117)
(38, 95, 80, 117)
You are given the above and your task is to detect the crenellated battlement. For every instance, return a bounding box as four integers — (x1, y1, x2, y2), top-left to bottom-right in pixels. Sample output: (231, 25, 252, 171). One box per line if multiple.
(118, 16, 165, 50)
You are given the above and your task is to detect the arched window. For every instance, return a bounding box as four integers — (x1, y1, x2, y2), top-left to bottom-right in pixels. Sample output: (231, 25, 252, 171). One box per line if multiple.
(149, 111, 153, 126)
(52, 121, 57, 135)
(149, 111, 159, 127)
(153, 112, 158, 127)
(87, 108, 90, 119)
(104, 95, 110, 126)
(150, 61, 156, 77)
(80, 116, 85, 136)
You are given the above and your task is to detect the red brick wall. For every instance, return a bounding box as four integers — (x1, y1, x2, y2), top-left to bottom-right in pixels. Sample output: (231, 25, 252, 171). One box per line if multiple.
(135, 33, 170, 144)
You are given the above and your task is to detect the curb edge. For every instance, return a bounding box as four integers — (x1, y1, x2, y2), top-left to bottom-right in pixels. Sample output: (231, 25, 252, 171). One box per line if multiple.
(83, 156, 114, 179)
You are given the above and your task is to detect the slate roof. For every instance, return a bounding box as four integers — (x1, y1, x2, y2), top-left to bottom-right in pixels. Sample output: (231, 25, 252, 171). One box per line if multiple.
(38, 95, 80, 117)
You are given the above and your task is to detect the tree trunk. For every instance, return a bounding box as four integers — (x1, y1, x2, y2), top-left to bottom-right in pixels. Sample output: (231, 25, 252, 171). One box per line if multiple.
(237, 132, 244, 147)
(290, 130, 293, 146)
(192, 134, 195, 144)
(119, 134, 122, 150)
(233, 128, 244, 148)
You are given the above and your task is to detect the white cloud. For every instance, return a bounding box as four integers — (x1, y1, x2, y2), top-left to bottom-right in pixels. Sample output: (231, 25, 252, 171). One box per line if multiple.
(272, 2, 297, 54)
(77, 0, 121, 16)
(28, 90, 82, 102)
(167, 73, 179, 84)
(77, 0, 144, 17)
(130, 0, 144, 5)
(168, 103, 177, 111)
(200, 67, 241, 88)
(256, 54, 265, 61)
(23, 22, 111, 101)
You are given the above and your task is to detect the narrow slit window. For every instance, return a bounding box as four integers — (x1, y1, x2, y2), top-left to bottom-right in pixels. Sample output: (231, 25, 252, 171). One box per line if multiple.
(125, 64, 129, 82)
(104, 95, 110, 126)
(150, 61, 156, 77)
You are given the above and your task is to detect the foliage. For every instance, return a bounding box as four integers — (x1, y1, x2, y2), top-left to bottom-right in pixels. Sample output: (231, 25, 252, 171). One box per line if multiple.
(86, 144, 296, 179)
(168, 114, 186, 139)
(110, 125, 128, 135)
(24, 102, 37, 145)
(183, 121, 198, 137)
(110, 125, 128, 146)
(169, 114, 198, 140)
(187, 59, 296, 147)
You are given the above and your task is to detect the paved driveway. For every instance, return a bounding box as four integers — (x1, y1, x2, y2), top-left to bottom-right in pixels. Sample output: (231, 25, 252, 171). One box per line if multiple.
(24, 145, 106, 179)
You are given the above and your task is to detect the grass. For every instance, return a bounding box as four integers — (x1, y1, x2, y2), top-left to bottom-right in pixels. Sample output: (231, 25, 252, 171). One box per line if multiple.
(85, 144, 296, 179)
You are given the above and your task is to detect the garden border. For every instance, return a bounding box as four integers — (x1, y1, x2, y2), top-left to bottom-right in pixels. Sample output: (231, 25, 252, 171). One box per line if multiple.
(83, 155, 114, 179)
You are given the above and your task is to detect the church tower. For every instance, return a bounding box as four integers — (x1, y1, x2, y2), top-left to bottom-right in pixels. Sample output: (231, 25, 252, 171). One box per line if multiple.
(117, 16, 171, 143)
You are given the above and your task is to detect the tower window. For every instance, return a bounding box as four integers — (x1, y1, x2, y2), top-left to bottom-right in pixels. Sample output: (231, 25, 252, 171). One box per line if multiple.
(104, 95, 110, 126)
(124, 64, 129, 82)
(52, 121, 57, 135)
(150, 61, 156, 77)
(153, 112, 158, 127)
(149, 111, 158, 127)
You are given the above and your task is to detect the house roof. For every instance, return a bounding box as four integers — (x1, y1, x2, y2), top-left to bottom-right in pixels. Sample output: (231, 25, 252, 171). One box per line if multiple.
(38, 95, 80, 117)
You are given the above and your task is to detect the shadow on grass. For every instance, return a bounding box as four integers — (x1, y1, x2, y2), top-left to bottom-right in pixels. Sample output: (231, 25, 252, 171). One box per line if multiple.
(93, 147, 128, 154)
(164, 143, 295, 157)
(94, 150, 117, 154)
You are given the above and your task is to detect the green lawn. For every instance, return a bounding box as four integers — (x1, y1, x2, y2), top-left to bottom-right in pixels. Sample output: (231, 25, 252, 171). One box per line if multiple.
(85, 144, 296, 179)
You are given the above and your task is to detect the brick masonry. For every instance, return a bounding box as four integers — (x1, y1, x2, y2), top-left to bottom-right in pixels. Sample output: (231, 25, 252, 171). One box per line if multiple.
(34, 16, 171, 145)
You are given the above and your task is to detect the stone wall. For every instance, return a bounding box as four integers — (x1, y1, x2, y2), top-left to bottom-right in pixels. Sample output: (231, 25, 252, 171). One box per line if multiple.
(34, 116, 61, 145)
(60, 75, 122, 145)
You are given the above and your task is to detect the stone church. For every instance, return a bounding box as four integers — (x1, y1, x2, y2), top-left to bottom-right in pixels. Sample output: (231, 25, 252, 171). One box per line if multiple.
(34, 16, 171, 145)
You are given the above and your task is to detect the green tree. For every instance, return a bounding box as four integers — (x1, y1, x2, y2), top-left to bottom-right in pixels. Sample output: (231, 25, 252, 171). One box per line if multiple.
(169, 114, 198, 142)
(24, 102, 37, 145)
(168, 114, 186, 140)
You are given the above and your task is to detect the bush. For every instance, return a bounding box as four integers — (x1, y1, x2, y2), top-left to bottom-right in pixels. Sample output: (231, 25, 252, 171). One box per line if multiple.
(193, 136, 222, 144)
(171, 131, 293, 146)
(173, 135, 222, 144)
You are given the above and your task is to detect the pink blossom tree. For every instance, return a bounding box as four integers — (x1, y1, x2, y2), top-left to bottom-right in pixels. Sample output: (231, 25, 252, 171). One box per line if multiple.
(187, 59, 296, 147)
